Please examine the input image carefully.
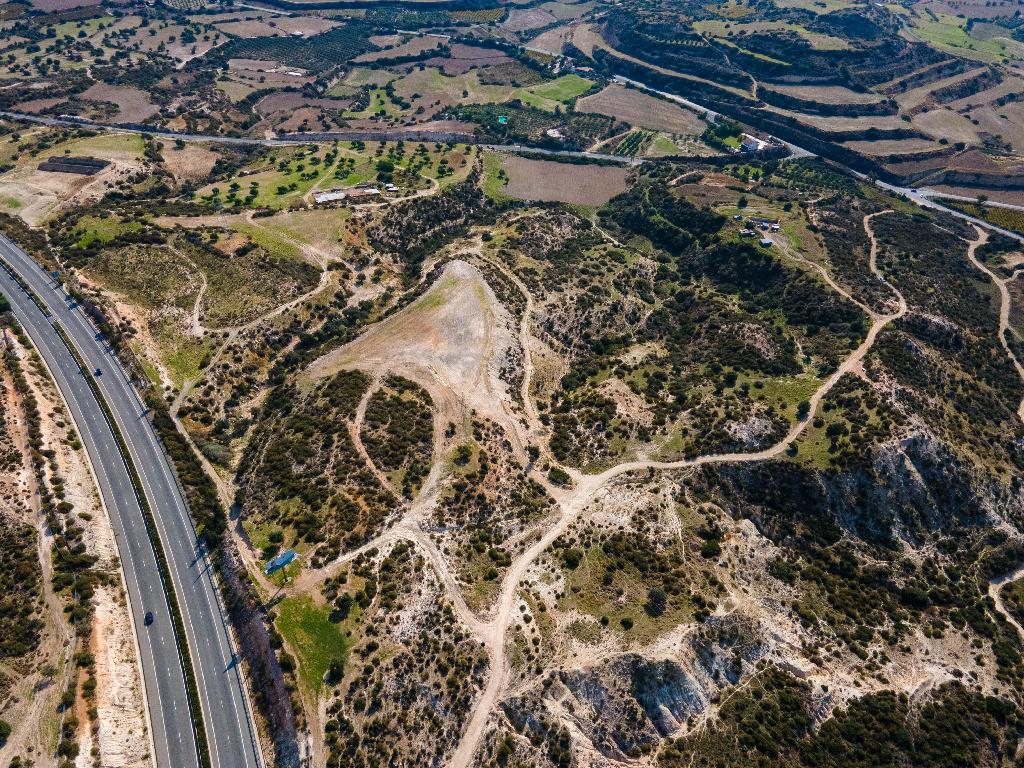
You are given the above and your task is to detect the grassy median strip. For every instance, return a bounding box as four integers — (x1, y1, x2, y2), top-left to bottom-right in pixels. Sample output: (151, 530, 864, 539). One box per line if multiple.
(52, 323, 214, 768)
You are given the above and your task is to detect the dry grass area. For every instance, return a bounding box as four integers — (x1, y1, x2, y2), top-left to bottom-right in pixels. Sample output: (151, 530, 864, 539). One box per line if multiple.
(918, 0, 1023, 18)
(500, 155, 630, 206)
(427, 43, 511, 75)
(81, 82, 158, 123)
(945, 73, 1024, 110)
(762, 83, 883, 105)
(30, 0, 99, 9)
(965, 101, 1024, 152)
(502, 7, 558, 32)
(254, 92, 351, 116)
(768, 110, 910, 132)
(892, 66, 988, 111)
(162, 144, 220, 184)
(841, 138, 940, 156)
(304, 258, 516, 429)
(354, 34, 444, 62)
(911, 108, 980, 146)
(576, 84, 704, 134)
(527, 24, 574, 55)
(215, 14, 338, 39)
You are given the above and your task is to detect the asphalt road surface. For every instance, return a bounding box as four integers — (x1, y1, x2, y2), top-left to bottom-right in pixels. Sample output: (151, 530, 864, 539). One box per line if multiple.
(0, 233, 262, 768)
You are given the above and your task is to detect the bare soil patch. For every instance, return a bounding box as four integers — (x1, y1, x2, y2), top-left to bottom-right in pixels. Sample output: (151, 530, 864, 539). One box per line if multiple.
(425, 44, 510, 75)
(576, 84, 703, 134)
(502, 7, 557, 32)
(500, 155, 630, 206)
(527, 24, 574, 55)
(304, 258, 516, 430)
(81, 83, 158, 123)
(255, 91, 351, 116)
(163, 144, 219, 184)
(30, 0, 99, 10)
(91, 586, 151, 768)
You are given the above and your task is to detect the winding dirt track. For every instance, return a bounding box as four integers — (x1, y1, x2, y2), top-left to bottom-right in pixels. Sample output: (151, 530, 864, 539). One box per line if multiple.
(989, 563, 1024, 642)
(964, 227, 1024, 424)
(446, 210, 919, 767)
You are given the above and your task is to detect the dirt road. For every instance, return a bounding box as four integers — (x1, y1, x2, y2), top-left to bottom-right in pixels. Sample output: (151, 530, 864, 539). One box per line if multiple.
(964, 227, 1024, 424)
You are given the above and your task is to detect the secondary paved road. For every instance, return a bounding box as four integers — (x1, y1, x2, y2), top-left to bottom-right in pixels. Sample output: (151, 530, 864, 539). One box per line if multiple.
(0, 110, 640, 163)
(0, 233, 262, 768)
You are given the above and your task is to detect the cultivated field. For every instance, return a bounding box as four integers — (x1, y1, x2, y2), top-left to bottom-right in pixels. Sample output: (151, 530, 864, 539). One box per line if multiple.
(80, 83, 158, 123)
(497, 154, 629, 206)
(576, 84, 704, 134)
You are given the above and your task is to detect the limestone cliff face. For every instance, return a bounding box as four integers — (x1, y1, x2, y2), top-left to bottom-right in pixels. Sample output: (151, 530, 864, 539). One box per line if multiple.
(503, 616, 768, 761)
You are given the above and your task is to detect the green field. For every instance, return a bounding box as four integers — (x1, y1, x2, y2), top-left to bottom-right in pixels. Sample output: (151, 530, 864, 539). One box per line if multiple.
(72, 215, 142, 249)
(276, 595, 350, 693)
(906, 13, 1023, 63)
(515, 74, 595, 111)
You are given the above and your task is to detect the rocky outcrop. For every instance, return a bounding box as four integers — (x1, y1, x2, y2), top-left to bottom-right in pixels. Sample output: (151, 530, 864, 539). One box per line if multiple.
(502, 615, 768, 760)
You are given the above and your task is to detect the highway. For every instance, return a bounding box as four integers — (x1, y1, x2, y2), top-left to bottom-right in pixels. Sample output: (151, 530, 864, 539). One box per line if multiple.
(0, 233, 262, 768)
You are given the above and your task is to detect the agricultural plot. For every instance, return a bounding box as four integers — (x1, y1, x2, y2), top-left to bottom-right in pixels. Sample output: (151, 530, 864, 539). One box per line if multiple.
(941, 199, 1024, 237)
(576, 84, 704, 134)
(513, 74, 595, 111)
(214, 14, 338, 39)
(389, 67, 513, 115)
(692, 19, 850, 50)
(498, 154, 630, 206)
(79, 83, 158, 123)
(215, 21, 373, 73)
(761, 83, 885, 106)
(910, 108, 980, 146)
(353, 34, 444, 62)
(904, 12, 1024, 63)
(841, 138, 942, 156)
(612, 129, 653, 156)
(502, 7, 558, 33)
(540, 0, 595, 20)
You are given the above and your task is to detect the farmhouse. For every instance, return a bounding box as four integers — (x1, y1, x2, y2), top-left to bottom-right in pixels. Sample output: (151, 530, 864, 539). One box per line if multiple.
(741, 134, 767, 153)
(313, 186, 380, 204)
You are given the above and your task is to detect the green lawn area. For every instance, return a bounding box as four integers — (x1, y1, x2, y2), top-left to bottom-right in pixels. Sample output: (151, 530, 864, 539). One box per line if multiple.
(153, 318, 211, 388)
(515, 74, 595, 111)
(39, 132, 146, 163)
(276, 594, 350, 694)
(343, 87, 405, 119)
(216, 78, 256, 103)
(482, 152, 509, 200)
(195, 146, 340, 209)
(73, 214, 142, 248)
